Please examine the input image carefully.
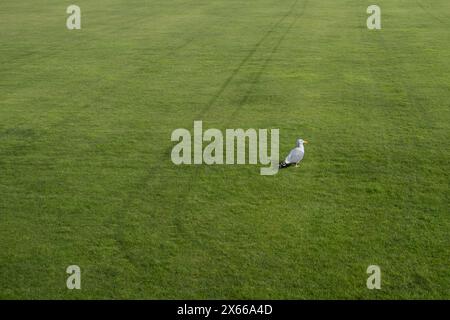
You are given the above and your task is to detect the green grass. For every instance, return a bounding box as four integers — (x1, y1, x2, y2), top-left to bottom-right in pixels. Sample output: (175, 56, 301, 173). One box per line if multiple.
(0, 0, 449, 299)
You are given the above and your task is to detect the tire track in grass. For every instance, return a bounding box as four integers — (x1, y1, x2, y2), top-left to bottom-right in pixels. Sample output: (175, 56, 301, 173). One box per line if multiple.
(215, 0, 308, 189)
(194, 0, 301, 119)
(415, 0, 448, 25)
(225, 0, 309, 124)
(109, 0, 304, 281)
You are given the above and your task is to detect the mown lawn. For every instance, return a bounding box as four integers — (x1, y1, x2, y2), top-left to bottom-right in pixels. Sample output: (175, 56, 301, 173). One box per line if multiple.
(0, 0, 448, 299)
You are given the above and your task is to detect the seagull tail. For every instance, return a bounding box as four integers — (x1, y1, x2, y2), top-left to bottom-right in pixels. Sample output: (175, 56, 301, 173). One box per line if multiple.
(279, 161, 292, 169)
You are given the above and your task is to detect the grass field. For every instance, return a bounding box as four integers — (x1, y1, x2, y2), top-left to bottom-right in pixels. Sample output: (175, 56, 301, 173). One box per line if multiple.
(0, 0, 449, 299)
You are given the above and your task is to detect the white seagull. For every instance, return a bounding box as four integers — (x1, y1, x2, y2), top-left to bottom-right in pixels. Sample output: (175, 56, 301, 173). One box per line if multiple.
(279, 139, 308, 169)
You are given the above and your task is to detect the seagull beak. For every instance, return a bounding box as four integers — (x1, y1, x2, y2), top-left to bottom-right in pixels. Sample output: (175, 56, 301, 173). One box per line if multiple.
(304, 140, 309, 144)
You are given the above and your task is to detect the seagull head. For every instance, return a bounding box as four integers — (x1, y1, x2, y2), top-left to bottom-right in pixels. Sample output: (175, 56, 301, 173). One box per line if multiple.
(296, 139, 308, 147)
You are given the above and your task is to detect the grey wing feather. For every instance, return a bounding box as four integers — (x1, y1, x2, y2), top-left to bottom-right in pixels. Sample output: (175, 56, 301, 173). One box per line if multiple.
(285, 148, 304, 164)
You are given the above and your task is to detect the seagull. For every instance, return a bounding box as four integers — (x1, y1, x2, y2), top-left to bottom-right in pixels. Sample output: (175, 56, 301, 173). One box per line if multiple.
(279, 139, 308, 169)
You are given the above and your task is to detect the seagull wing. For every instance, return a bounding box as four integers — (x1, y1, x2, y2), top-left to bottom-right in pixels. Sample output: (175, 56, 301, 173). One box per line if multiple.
(285, 148, 304, 164)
